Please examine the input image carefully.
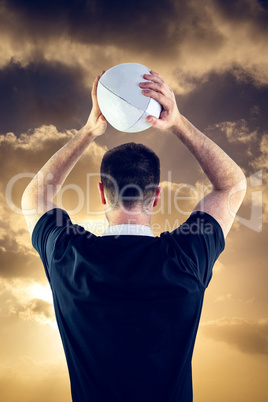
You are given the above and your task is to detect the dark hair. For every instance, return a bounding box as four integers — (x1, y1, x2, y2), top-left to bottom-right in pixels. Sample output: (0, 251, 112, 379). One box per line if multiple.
(100, 142, 160, 210)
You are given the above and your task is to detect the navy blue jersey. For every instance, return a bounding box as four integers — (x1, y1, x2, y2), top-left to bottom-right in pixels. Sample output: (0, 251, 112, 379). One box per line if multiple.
(32, 209, 224, 402)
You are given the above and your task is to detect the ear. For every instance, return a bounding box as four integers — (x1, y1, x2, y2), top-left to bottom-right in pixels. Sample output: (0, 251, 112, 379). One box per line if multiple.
(153, 186, 162, 207)
(98, 182, 106, 205)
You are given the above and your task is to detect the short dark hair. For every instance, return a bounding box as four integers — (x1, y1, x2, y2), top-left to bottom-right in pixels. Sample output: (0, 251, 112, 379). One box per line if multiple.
(100, 142, 160, 210)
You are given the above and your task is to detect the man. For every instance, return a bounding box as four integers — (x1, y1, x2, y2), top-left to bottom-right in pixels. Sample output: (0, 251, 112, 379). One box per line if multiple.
(22, 70, 246, 402)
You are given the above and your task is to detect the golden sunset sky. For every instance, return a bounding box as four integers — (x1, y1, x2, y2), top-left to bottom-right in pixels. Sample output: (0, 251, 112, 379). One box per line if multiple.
(0, 0, 268, 401)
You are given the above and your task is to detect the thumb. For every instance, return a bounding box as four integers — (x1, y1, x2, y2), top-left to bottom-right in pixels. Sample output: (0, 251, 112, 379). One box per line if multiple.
(146, 115, 162, 128)
(99, 114, 106, 122)
(146, 116, 156, 125)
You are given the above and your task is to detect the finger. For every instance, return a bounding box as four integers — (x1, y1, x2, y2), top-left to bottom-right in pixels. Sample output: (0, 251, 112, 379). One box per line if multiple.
(139, 80, 171, 98)
(141, 89, 171, 110)
(92, 71, 105, 109)
(91, 77, 98, 98)
(139, 81, 162, 90)
(150, 70, 160, 76)
(150, 70, 164, 81)
(99, 114, 107, 123)
(92, 70, 105, 97)
(142, 73, 172, 98)
(146, 115, 166, 129)
(143, 73, 164, 85)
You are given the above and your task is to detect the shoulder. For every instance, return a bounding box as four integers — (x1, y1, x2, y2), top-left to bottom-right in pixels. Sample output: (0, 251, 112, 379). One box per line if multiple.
(160, 212, 225, 287)
(161, 211, 224, 242)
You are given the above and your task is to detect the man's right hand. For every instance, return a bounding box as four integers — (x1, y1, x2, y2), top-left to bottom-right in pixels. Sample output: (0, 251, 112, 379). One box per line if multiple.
(140, 70, 182, 130)
(84, 71, 107, 137)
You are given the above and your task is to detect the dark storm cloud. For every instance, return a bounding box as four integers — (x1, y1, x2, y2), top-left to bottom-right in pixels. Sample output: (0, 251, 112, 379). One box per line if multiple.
(2, 0, 267, 54)
(1, 0, 224, 54)
(211, 0, 268, 47)
(174, 69, 268, 175)
(259, 0, 268, 10)
(214, 0, 259, 19)
(0, 59, 91, 135)
(0, 0, 267, 139)
(179, 70, 268, 132)
(214, 0, 268, 25)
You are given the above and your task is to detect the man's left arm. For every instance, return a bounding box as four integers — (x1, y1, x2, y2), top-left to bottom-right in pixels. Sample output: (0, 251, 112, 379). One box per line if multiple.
(22, 71, 107, 237)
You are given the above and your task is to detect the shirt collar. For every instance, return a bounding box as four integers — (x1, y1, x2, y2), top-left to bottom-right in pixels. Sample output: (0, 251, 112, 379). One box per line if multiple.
(102, 224, 155, 237)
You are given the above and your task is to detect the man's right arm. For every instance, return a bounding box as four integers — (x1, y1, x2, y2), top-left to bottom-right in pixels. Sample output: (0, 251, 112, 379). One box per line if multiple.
(140, 71, 247, 238)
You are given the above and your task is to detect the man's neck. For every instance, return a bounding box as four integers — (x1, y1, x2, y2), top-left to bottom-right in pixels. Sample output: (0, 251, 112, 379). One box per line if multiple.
(107, 209, 151, 227)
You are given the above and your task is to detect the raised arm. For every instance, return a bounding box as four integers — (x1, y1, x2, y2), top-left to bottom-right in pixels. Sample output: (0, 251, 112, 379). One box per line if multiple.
(140, 71, 247, 238)
(21, 71, 107, 236)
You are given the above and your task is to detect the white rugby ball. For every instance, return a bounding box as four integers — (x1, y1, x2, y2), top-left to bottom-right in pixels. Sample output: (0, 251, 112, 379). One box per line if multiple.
(97, 63, 162, 133)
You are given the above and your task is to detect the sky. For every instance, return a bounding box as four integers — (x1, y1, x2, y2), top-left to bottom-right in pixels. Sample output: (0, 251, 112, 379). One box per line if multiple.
(0, 0, 267, 401)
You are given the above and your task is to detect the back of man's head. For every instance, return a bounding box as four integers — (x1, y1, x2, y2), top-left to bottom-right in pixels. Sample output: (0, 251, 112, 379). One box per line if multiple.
(100, 142, 160, 211)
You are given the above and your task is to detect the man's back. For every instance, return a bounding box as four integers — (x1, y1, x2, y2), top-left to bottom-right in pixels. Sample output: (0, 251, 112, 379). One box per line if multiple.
(23, 69, 245, 401)
(33, 208, 224, 402)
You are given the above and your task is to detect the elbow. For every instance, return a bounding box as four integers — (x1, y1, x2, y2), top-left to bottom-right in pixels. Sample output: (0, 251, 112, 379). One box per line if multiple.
(239, 175, 247, 204)
(21, 183, 37, 212)
(229, 168, 247, 195)
(229, 171, 247, 208)
(232, 167, 247, 190)
(21, 192, 29, 210)
(21, 186, 28, 208)
(238, 169, 247, 196)
(21, 189, 30, 212)
(213, 168, 247, 194)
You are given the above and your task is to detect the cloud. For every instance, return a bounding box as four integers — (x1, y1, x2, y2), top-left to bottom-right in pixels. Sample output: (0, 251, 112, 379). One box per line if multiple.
(0, 217, 28, 254)
(247, 134, 268, 224)
(0, 190, 42, 278)
(213, 0, 268, 26)
(202, 317, 268, 355)
(19, 298, 55, 326)
(0, 0, 267, 97)
(214, 293, 255, 304)
(211, 120, 257, 144)
(0, 59, 91, 135)
(259, 0, 268, 10)
(1, 0, 220, 55)
(203, 116, 267, 188)
(0, 277, 55, 326)
(180, 71, 268, 132)
(251, 133, 268, 171)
